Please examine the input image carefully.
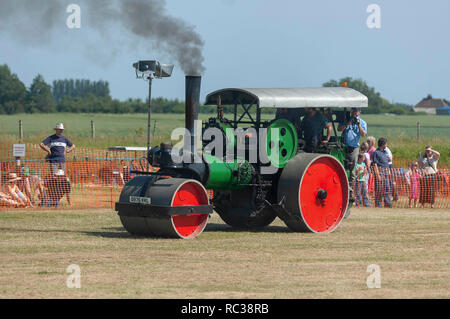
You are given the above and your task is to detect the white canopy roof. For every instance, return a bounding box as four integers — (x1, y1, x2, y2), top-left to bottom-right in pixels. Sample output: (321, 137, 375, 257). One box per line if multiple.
(107, 146, 148, 152)
(205, 87, 368, 109)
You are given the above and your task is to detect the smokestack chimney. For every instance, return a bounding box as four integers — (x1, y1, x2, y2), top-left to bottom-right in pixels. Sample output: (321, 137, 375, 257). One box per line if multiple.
(185, 75, 201, 154)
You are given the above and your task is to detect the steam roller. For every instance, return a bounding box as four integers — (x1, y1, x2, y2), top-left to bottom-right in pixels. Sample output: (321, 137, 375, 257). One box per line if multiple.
(115, 75, 368, 238)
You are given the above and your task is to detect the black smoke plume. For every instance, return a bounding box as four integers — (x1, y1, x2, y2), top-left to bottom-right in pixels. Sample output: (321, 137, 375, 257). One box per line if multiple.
(0, 0, 205, 75)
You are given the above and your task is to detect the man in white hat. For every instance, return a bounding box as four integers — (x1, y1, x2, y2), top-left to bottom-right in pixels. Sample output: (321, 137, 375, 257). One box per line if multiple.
(39, 123, 75, 174)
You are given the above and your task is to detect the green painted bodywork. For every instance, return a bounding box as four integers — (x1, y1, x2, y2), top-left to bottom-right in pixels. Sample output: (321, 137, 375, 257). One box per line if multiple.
(266, 119, 298, 168)
(203, 153, 253, 190)
(329, 146, 350, 178)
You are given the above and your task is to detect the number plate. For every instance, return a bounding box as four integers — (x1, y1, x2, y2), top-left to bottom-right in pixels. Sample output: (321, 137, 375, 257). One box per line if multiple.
(129, 196, 151, 205)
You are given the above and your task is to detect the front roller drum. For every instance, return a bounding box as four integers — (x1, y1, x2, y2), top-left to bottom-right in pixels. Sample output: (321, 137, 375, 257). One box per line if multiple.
(277, 153, 349, 233)
(117, 177, 210, 239)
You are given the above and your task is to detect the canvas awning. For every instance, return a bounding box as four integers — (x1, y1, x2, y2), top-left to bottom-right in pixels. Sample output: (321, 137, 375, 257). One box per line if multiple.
(205, 87, 368, 109)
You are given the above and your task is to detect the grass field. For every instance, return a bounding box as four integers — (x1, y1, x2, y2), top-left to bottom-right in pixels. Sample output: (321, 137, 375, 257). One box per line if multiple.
(1, 113, 449, 140)
(0, 208, 449, 298)
(1, 112, 449, 162)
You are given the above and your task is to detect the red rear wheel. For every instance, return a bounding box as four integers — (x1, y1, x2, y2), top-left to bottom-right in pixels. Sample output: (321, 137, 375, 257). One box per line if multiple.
(298, 156, 348, 232)
(277, 153, 348, 233)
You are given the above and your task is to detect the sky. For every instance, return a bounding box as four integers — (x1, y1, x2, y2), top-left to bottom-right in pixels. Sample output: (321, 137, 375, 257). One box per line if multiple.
(0, 0, 449, 105)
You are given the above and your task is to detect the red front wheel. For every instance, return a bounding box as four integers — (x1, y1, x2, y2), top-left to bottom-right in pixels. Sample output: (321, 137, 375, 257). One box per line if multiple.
(118, 177, 210, 239)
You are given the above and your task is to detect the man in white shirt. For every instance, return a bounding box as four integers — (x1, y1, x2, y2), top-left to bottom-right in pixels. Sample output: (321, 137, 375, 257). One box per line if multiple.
(384, 146, 393, 168)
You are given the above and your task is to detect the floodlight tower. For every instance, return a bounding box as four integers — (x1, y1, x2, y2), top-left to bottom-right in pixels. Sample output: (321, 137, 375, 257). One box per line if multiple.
(132, 60, 174, 169)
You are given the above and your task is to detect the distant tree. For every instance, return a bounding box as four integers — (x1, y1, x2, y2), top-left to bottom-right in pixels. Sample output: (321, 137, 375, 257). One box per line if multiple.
(52, 78, 110, 103)
(322, 77, 411, 114)
(323, 77, 383, 112)
(28, 74, 56, 113)
(0, 64, 28, 114)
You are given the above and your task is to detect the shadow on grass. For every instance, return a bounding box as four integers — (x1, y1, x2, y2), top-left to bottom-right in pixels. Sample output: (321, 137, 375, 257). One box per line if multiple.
(0, 222, 291, 240)
(0, 226, 142, 239)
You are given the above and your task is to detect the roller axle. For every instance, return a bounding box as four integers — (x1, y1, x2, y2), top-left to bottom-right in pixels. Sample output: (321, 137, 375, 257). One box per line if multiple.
(116, 202, 213, 218)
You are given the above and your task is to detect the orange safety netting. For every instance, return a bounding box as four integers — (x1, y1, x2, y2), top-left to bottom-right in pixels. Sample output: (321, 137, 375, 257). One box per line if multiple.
(0, 142, 448, 210)
(352, 165, 449, 209)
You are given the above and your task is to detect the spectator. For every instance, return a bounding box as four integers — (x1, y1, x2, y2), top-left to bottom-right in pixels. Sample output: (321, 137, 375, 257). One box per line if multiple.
(353, 153, 370, 207)
(39, 123, 75, 175)
(384, 146, 393, 168)
(418, 145, 440, 208)
(366, 136, 376, 159)
(14, 157, 33, 205)
(299, 108, 332, 152)
(360, 142, 371, 166)
(0, 178, 21, 207)
(323, 108, 333, 122)
(130, 159, 139, 171)
(359, 142, 371, 205)
(338, 107, 367, 189)
(41, 170, 71, 207)
(383, 146, 398, 202)
(371, 137, 392, 208)
(276, 108, 303, 132)
(418, 145, 440, 174)
(406, 161, 421, 208)
(121, 160, 131, 184)
(4, 173, 32, 207)
(0, 190, 20, 207)
(30, 175, 45, 205)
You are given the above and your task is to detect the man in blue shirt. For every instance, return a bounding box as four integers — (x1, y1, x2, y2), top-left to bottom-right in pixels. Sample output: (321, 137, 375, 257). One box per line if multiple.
(371, 137, 392, 208)
(39, 123, 75, 173)
(338, 108, 367, 185)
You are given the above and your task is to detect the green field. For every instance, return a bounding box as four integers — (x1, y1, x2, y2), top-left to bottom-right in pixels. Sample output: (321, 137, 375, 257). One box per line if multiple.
(1, 113, 449, 162)
(0, 208, 449, 298)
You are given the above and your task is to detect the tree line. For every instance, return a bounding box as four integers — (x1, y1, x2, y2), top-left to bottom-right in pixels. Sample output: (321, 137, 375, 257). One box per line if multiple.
(0, 63, 433, 115)
(0, 64, 205, 114)
(323, 77, 417, 115)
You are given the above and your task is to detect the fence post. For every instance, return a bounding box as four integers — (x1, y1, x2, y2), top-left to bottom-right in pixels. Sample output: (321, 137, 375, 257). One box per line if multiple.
(19, 120, 23, 140)
(152, 119, 157, 137)
(91, 120, 95, 139)
(416, 122, 420, 141)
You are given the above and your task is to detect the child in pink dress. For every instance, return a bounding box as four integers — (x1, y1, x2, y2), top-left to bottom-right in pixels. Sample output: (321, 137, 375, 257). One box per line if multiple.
(406, 162, 420, 207)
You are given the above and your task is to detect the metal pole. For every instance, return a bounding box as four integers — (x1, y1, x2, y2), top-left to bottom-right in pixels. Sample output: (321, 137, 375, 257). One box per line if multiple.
(417, 122, 420, 141)
(19, 120, 23, 140)
(152, 119, 157, 137)
(91, 120, 95, 139)
(147, 76, 153, 172)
